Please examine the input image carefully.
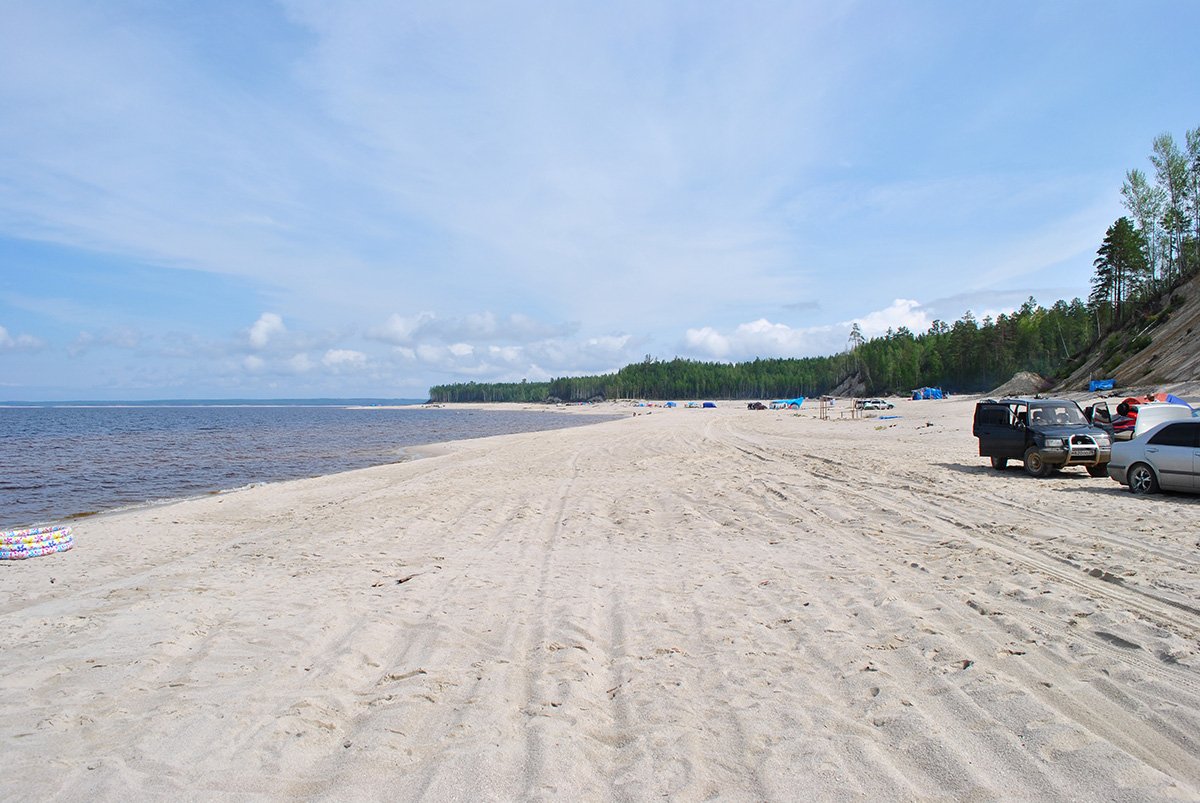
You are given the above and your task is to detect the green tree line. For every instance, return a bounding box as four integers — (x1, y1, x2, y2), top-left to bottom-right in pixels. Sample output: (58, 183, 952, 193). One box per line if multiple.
(430, 126, 1199, 404)
(429, 295, 1095, 402)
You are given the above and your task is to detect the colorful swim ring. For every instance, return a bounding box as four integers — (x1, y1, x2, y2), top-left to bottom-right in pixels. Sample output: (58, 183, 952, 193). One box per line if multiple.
(0, 526, 74, 560)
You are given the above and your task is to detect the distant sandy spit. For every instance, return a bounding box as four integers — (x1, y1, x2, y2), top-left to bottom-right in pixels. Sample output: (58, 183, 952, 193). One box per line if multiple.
(3, 398, 1199, 801)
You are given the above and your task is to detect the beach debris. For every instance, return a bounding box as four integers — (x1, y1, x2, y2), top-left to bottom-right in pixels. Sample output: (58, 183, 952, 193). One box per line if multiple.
(1095, 632, 1142, 651)
(380, 669, 426, 683)
(1087, 568, 1123, 584)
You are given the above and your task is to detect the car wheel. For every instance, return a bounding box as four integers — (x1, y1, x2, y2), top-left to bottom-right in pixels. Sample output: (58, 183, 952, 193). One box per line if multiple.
(1086, 464, 1108, 478)
(1127, 463, 1159, 495)
(1023, 448, 1051, 478)
(990, 456, 1007, 470)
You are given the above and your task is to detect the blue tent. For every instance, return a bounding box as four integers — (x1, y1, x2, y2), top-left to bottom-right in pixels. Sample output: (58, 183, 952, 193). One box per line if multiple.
(911, 387, 944, 400)
(770, 397, 805, 409)
(702, 401, 717, 408)
(664, 401, 677, 407)
(1088, 379, 1115, 392)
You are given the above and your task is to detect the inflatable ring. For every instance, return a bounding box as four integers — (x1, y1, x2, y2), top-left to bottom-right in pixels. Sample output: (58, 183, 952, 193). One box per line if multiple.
(0, 526, 74, 560)
(1, 525, 70, 544)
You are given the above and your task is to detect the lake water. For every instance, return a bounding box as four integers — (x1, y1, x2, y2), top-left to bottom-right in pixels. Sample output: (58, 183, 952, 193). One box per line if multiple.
(0, 402, 614, 528)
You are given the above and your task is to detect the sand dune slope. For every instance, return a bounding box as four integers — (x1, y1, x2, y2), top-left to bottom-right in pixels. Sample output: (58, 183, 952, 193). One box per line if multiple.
(3, 399, 1199, 800)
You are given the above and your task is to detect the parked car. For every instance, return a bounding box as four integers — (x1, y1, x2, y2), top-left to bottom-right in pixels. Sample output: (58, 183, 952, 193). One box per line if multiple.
(1086, 399, 1193, 440)
(973, 397, 1112, 477)
(856, 398, 894, 410)
(1107, 419, 1200, 494)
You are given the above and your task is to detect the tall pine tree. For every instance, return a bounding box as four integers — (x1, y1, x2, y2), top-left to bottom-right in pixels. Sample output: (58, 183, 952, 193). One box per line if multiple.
(1091, 217, 1149, 327)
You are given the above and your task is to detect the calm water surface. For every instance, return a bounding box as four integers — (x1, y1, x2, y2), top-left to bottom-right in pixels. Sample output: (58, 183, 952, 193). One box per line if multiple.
(0, 404, 614, 528)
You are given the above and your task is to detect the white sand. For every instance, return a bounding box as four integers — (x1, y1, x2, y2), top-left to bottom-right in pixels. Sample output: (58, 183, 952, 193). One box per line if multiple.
(3, 398, 1199, 800)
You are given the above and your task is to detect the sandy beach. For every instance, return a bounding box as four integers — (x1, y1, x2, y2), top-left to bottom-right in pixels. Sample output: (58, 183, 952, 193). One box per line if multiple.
(3, 397, 1199, 801)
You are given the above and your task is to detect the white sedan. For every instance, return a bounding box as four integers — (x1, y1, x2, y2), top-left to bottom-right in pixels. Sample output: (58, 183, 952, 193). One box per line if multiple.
(1107, 419, 1200, 494)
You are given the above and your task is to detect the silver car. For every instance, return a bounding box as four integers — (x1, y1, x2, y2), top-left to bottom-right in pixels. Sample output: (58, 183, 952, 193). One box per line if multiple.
(1107, 419, 1200, 494)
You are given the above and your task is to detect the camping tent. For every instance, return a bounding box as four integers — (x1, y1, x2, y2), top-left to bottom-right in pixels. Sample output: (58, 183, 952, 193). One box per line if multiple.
(702, 401, 717, 409)
(1088, 379, 1115, 392)
(911, 387, 944, 400)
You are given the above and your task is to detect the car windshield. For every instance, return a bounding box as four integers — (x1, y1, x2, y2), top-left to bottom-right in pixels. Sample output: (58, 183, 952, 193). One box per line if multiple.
(1029, 402, 1086, 426)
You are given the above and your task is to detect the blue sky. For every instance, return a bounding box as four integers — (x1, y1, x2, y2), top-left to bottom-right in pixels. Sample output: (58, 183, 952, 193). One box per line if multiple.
(2, 1, 1198, 400)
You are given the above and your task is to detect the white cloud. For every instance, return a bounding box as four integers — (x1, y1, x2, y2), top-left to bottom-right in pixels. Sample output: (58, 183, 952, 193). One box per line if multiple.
(683, 326, 732, 359)
(584, 334, 632, 353)
(487, 345, 521, 362)
(68, 327, 141, 356)
(248, 313, 286, 349)
(288, 353, 313, 373)
(369, 311, 575, 346)
(321, 348, 367, 370)
(415, 344, 444, 364)
(522, 334, 635, 369)
(243, 355, 265, 371)
(370, 312, 437, 345)
(844, 299, 931, 338)
(682, 299, 936, 362)
(684, 319, 838, 361)
(397, 329, 638, 381)
(67, 331, 96, 357)
(0, 324, 44, 351)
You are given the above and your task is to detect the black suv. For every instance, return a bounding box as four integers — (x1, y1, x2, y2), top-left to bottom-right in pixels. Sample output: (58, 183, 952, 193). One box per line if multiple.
(973, 398, 1112, 477)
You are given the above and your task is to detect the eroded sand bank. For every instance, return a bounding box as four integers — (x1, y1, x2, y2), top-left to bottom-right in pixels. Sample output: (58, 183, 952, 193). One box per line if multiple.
(3, 398, 1199, 800)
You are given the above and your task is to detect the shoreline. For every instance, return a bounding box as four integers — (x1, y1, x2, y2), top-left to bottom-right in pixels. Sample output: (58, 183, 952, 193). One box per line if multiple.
(1, 405, 626, 532)
(3, 397, 1199, 799)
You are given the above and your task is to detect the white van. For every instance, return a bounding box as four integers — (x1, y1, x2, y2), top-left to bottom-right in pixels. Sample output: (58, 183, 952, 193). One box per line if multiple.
(1130, 402, 1195, 438)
